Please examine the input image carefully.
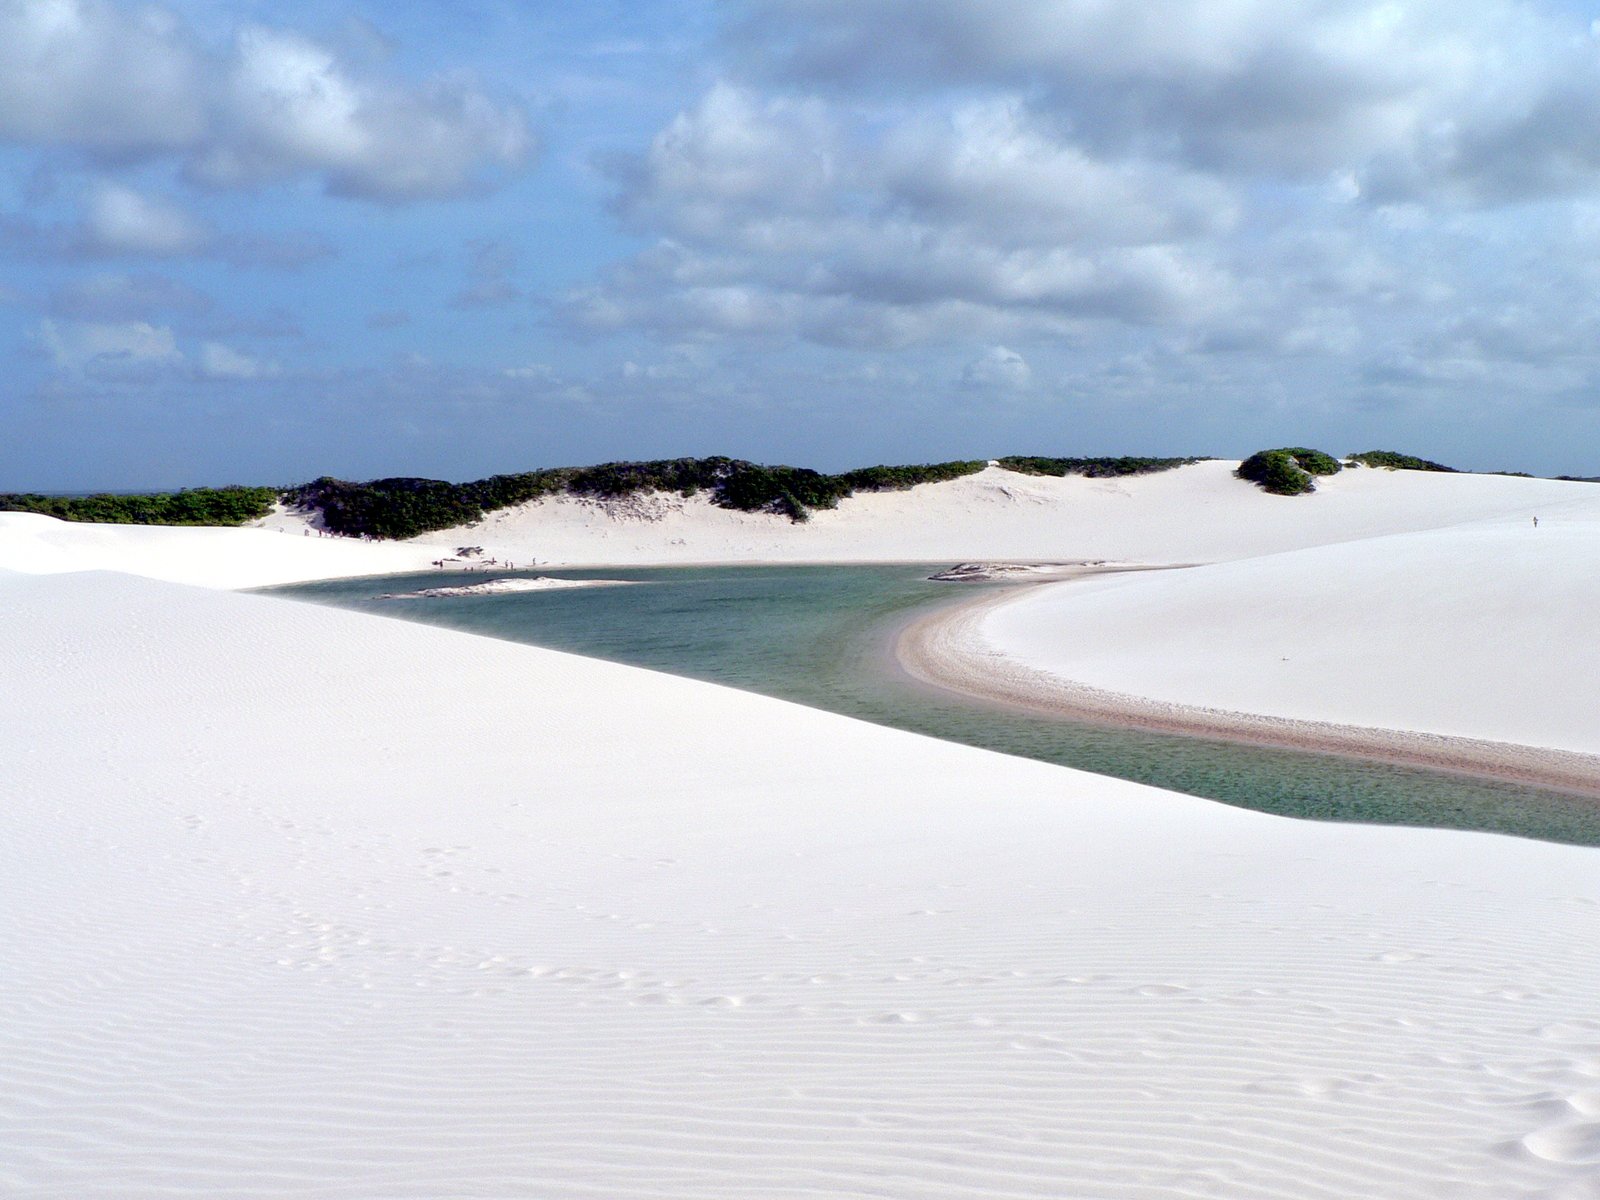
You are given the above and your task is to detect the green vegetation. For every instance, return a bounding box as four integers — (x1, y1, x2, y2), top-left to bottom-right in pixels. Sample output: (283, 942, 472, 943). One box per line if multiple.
(840, 460, 988, 491)
(41, 445, 1488, 535)
(281, 477, 485, 540)
(0, 486, 277, 526)
(283, 457, 992, 539)
(1275, 447, 1342, 476)
(1347, 449, 1458, 473)
(997, 455, 1208, 478)
(1236, 447, 1342, 496)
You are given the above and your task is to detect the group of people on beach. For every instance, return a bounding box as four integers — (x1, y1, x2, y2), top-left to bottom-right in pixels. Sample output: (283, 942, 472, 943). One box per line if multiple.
(302, 527, 379, 541)
(429, 557, 520, 570)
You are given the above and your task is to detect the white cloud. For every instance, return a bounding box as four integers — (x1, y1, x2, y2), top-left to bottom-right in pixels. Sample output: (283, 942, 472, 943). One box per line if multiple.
(563, 0, 1600, 431)
(195, 26, 532, 200)
(0, 0, 533, 202)
(0, 194, 331, 267)
(879, 101, 1237, 246)
(84, 184, 209, 255)
(730, 0, 1600, 205)
(196, 340, 275, 380)
(0, 0, 203, 153)
(571, 85, 1238, 349)
(502, 363, 554, 380)
(34, 318, 273, 382)
(619, 83, 839, 236)
(961, 345, 1031, 389)
(37, 317, 181, 372)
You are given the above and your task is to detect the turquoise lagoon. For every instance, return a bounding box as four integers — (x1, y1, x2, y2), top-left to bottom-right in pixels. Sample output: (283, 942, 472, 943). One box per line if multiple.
(270, 564, 1600, 847)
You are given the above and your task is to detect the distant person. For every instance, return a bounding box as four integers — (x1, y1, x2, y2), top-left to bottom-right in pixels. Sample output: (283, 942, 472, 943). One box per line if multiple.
(1534, 516, 1540, 528)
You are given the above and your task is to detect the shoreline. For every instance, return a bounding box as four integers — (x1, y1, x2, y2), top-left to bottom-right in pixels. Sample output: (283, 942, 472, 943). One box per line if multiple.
(897, 579, 1600, 802)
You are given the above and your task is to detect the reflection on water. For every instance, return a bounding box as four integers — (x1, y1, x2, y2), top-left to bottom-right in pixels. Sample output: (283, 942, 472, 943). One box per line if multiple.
(269, 564, 1600, 847)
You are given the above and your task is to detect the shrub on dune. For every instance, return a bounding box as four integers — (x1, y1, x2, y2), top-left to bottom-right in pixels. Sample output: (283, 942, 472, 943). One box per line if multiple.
(1237, 447, 1342, 496)
(1347, 450, 1458, 473)
(282, 457, 994, 538)
(997, 456, 1207, 478)
(0, 486, 277, 526)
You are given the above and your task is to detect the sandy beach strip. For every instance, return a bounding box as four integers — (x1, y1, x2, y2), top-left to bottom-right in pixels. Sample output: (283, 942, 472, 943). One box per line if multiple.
(899, 579, 1600, 799)
(376, 575, 636, 598)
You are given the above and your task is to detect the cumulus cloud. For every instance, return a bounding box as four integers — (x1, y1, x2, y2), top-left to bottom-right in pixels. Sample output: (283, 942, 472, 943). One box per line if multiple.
(615, 84, 840, 237)
(0, 183, 330, 266)
(878, 101, 1237, 247)
(0, 0, 203, 154)
(570, 85, 1238, 348)
(196, 340, 275, 380)
(37, 317, 181, 373)
(0, 0, 533, 201)
(84, 184, 209, 255)
(564, 0, 1600, 432)
(961, 345, 1031, 389)
(727, 0, 1600, 205)
(33, 315, 278, 382)
(193, 26, 532, 200)
(502, 362, 555, 380)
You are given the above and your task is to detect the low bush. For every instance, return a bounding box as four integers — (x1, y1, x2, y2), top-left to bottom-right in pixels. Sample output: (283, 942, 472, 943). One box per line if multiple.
(282, 457, 993, 537)
(1347, 450, 1457, 473)
(0, 486, 277, 526)
(997, 455, 1207, 478)
(838, 461, 988, 491)
(1236, 447, 1342, 495)
(281, 477, 483, 540)
(1273, 447, 1342, 476)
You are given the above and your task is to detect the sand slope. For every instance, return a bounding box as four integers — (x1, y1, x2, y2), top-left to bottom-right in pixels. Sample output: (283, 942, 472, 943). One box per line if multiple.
(970, 513, 1600, 759)
(5, 569, 1600, 1198)
(389, 461, 1593, 566)
(10, 464, 1597, 587)
(0, 511, 436, 588)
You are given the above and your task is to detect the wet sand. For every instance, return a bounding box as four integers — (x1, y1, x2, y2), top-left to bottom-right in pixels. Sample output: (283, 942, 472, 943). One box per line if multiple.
(897, 578, 1600, 801)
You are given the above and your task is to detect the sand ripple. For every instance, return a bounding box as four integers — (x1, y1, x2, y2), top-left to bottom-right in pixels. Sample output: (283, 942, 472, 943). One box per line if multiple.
(5, 571, 1600, 1197)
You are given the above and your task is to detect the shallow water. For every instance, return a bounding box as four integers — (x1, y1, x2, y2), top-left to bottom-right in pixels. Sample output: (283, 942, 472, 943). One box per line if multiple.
(270, 564, 1600, 847)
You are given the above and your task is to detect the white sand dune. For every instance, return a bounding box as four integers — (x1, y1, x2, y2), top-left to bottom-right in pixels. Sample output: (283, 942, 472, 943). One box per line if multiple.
(895, 510, 1600, 793)
(0, 511, 436, 588)
(388, 461, 1592, 566)
(977, 518, 1600, 751)
(11, 463, 1597, 589)
(5, 568, 1600, 1198)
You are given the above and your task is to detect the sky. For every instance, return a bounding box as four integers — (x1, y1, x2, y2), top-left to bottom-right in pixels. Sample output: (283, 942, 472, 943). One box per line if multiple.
(7, 0, 1600, 489)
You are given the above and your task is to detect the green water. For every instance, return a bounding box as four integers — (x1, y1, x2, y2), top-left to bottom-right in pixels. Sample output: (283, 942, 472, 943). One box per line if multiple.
(269, 564, 1600, 847)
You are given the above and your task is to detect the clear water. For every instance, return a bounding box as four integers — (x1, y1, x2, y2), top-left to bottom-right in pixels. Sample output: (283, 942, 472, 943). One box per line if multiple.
(268, 564, 1600, 847)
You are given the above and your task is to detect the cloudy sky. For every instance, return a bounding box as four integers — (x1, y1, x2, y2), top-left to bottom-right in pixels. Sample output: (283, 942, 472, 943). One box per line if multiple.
(7, 0, 1600, 488)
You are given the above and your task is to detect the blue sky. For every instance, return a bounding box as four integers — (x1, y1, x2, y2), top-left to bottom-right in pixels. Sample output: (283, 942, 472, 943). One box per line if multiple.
(7, 0, 1600, 488)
